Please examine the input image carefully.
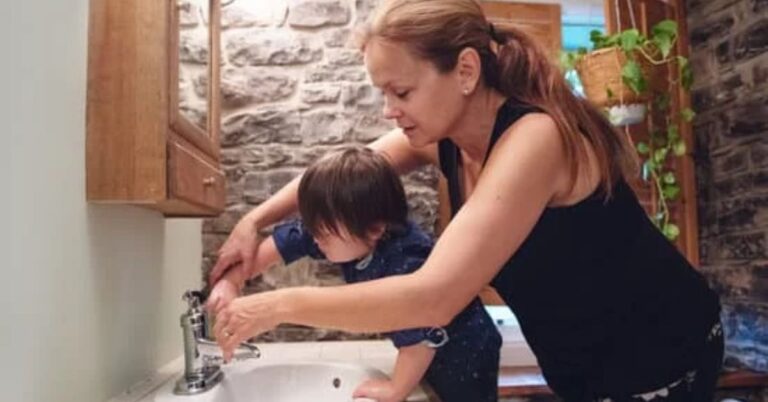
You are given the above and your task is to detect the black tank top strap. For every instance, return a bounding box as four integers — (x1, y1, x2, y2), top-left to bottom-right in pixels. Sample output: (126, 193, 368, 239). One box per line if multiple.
(483, 100, 543, 165)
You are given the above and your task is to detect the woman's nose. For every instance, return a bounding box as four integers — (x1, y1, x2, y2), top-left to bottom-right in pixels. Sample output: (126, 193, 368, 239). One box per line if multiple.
(382, 99, 401, 119)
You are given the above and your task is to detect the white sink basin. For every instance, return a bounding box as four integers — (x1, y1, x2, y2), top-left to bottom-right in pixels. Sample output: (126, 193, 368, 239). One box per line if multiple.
(154, 361, 389, 402)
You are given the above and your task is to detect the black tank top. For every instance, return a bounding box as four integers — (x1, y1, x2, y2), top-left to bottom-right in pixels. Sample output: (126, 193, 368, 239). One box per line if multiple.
(438, 99, 721, 399)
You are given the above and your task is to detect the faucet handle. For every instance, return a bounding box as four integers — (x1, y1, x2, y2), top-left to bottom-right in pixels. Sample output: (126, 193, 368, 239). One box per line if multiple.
(182, 290, 206, 310)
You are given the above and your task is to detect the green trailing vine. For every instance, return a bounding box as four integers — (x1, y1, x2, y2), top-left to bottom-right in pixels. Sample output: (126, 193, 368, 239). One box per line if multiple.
(560, 20, 696, 241)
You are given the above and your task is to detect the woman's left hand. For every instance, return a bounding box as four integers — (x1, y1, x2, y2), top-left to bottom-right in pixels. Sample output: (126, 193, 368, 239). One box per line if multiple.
(213, 292, 279, 362)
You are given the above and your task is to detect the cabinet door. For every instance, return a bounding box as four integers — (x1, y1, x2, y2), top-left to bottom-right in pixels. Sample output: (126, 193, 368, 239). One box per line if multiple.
(86, 0, 224, 217)
(168, 141, 226, 212)
(169, 0, 222, 162)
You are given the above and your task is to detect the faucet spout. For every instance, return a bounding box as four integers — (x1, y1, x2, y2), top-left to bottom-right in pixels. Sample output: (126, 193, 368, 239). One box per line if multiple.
(197, 337, 261, 363)
(173, 290, 260, 395)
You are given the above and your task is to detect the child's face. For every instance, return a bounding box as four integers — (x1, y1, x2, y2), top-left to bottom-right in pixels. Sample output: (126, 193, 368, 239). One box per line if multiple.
(312, 225, 378, 263)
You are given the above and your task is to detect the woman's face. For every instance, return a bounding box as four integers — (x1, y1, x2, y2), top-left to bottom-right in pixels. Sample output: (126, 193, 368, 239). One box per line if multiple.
(364, 39, 465, 147)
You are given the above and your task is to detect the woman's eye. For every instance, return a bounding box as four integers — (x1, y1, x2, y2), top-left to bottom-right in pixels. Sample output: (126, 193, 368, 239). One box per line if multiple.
(395, 90, 410, 99)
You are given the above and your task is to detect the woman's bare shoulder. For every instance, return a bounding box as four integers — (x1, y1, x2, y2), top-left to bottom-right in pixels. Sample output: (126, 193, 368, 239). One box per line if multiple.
(488, 112, 566, 171)
(493, 112, 601, 206)
(486, 112, 591, 206)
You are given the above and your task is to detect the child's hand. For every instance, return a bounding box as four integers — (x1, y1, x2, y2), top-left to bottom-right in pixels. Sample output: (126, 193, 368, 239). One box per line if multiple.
(205, 277, 240, 315)
(352, 379, 406, 402)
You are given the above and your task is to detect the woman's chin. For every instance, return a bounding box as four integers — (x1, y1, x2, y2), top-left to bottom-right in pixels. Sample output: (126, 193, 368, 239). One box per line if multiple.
(403, 129, 432, 147)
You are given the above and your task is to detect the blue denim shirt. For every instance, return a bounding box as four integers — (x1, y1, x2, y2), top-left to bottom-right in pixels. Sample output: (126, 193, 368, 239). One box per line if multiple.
(272, 220, 497, 350)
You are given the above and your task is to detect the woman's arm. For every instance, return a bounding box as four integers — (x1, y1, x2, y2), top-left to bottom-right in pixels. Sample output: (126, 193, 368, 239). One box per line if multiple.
(287, 114, 567, 326)
(209, 128, 435, 284)
(214, 115, 569, 352)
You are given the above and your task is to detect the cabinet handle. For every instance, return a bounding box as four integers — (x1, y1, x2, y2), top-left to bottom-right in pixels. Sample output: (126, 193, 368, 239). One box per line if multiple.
(202, 177, 216, 186)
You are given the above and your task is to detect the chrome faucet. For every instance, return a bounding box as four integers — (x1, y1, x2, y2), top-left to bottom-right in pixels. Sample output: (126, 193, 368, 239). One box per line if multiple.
(174, 290, 261, 395)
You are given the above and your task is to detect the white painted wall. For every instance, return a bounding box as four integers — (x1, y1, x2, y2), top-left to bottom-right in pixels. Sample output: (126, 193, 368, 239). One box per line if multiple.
(2, 1, 203, 401)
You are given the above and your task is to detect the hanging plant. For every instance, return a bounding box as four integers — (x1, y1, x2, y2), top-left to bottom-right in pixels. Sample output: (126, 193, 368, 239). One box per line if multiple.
(560, 20, 696, 241)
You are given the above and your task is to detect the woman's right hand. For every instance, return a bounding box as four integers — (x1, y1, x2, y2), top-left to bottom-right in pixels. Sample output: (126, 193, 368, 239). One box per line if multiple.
(209, 216, 260, 286)
(213, 291, 282, 362)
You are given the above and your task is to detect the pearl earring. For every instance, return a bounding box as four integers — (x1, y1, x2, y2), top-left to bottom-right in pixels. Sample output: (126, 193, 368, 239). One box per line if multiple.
(463, 88, 470, 95)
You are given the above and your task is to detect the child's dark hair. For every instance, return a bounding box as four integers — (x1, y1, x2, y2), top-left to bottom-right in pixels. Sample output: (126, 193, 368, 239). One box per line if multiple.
(298, 146, 408, 240)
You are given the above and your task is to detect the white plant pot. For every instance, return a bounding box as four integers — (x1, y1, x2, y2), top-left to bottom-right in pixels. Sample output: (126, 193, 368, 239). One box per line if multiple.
(607, 103, 647, 126)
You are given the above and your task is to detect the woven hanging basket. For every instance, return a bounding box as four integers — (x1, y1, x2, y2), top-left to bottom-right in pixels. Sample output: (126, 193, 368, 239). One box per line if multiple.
(575, 47, 653, 107)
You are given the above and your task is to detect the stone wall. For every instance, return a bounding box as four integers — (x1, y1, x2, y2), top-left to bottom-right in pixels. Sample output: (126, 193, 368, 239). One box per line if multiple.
(182, 0, 440, 342)
(687, 0, 768, 373)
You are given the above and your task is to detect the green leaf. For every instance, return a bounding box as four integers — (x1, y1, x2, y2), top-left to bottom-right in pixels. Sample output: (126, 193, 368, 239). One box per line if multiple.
(667, 125, 680, 142)
(622, 60, 646, 94)
(558, 51, 574, 70)
(647, 21, 678, 59)
(662, 223, 680, 241)
(678, 56, 694, 89)
(590, 29, 608, 48)
(558, 47, 587, 72)
(663, 184, 681, 200)
(593, 32, 620, 49)
(655, 94, 671, 110)
(620, 29, 641, 52)
(673, 139, 687, 156)
(637, 141, 650, 155)
(663, 172, 676, 184)
(654, 148, 669, 164)
(652, 34, 674, 58)
(652, 20, 678, 40)
(681, 108, 696, 122)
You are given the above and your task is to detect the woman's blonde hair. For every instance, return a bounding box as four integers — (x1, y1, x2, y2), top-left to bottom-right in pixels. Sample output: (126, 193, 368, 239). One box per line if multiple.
(356, 0, 638, 196)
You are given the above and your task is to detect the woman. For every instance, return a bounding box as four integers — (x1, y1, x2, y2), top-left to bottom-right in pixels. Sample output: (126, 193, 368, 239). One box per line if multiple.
(210, 1, 723, 400)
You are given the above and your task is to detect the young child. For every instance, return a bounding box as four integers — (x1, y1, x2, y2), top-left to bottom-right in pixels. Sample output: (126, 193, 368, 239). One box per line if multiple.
(206, 146, 501, 402)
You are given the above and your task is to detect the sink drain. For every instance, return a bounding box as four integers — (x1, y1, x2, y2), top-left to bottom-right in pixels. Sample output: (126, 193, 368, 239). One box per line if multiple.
(332, 378, 341, 388)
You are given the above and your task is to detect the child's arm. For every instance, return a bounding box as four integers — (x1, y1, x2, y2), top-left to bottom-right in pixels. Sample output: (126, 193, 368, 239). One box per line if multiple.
(206, 236, 281, 314)
(391, 344, 436, 397)
(353, 344, 435, 402)
(242, 236, 282, 280)
(208, 220, 320, 315)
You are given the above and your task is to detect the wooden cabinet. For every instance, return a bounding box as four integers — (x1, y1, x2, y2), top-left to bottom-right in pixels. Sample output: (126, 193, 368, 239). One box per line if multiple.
(481, 1, 562, 56)
(86, 0, 224, 216)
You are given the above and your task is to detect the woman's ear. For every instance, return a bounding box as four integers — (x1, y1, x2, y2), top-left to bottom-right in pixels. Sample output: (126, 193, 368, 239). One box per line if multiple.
(456, 47, 482, 95)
